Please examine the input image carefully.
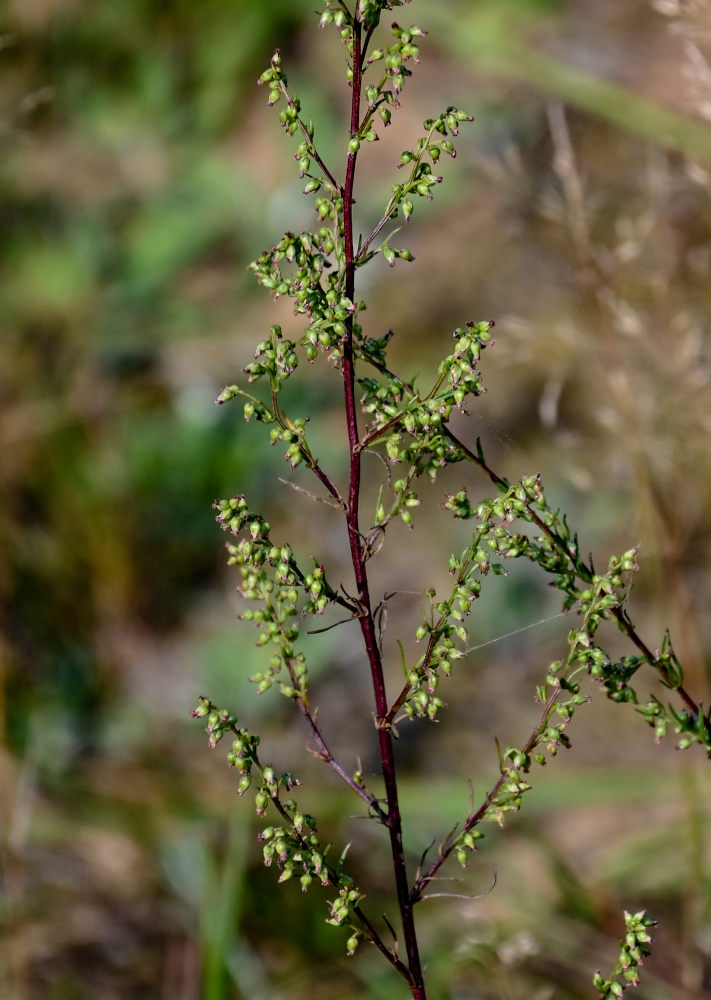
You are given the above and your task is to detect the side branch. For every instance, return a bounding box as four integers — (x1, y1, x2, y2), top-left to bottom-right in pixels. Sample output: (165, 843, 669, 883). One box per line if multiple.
(444, 426, 711, 740)
(411, 685, 561, 903)
(297, 697, 388, 823)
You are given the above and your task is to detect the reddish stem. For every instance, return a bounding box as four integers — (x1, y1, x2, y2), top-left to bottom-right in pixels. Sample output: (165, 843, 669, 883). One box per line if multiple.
(341, 16, 426, 999)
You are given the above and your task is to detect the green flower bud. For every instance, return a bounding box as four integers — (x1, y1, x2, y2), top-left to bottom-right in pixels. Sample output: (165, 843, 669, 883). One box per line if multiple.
(191, 696, 212, 718)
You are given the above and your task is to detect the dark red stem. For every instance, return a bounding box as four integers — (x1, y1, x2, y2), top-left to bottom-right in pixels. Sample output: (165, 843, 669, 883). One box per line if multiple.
(341, 17, 426, 1000)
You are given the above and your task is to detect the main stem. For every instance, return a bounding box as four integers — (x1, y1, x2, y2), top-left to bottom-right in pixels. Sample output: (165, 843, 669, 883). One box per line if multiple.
(340, 18, 426, 1000)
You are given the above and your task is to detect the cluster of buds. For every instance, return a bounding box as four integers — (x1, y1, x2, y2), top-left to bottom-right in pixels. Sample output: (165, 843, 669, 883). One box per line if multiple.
(474, 479, 543, 527)
(359, 374, 405, 423)
(366, 20, 425, 95)
(402, 397, 455, 438)
(437, 321, 494, 404)
(215, 383, 274, 425)
(358, 323, 492, 486)
(573, 646, 631, 704)
(379, 240, 415, 267)
(371, 475, 421, 530)
(261, 807, 365, 943)
(212, 495, 337, 696)
(637, 696, 671, 744)
(257, 49, 287, 108)
(397, 158, 441, 200)
(319, 0, 408, 59)
(403, 665, 444, 721)
(224, 728, 263, 796)
(407, 426, 462, 480)
(403, 545, 489, 719)
(445, 487, 549, 573)
(326, 880, 363, 926)
(214, 494, 270, 543)
(360, 388, 457, 481)
(449, 473, 586, 606)
(575, 550, 638, 623)
(248, 231, 343, 346)
(277, 95, 302, 135)
(481, 763, 533, 828)
(389, 107, 473, 216)
(451, 828, 485, 868)
(406, 495, 640, 729)
(259, 816, 329, 892)
(190, 697, 237, 748)
(593, 911, 656, 997)
(192, 696, 365, 945)
(240, 325, 299, 392)
(257, 51, 310, 138)
(318, 5, 351, 31)
(269, 416, 309, 469)
(527, 587, 641, 764)
(359, 0, 412, 33)
(637, 693, 711, 753)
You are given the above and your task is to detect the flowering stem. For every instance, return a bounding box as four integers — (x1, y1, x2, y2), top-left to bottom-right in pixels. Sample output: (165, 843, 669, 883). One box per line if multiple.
(445, 426, 711, 736)
(341, 14, 426, 998)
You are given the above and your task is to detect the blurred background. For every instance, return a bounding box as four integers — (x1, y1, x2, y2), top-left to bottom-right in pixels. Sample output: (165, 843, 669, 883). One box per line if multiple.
(2, 0, 711, 997)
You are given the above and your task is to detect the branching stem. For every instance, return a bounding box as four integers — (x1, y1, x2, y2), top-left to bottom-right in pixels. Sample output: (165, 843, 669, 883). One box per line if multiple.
(444, 427, 711, 738)
(340, 13, 426, 998)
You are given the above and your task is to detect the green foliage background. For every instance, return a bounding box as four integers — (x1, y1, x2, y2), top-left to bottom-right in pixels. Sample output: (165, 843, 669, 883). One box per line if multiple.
(2, 1, 711, 997)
